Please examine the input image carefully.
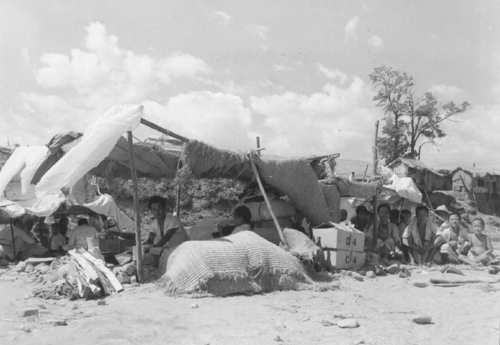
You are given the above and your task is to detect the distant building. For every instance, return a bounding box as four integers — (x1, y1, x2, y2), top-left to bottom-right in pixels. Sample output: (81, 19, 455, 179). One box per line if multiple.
(450, 167, 500, 215)
(387, 157, 451, 192)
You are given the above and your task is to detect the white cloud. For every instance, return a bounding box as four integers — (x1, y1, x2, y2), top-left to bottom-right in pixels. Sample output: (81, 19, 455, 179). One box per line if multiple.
(367, 35, 383, 48)
(247, 24, 268, 41)
(157, 52, 212, 84)
(428, 84, 467, 102)
(423, 104, 500, 169)
(318, 64, 347, 84)
(345, 16, 359, 43)
(250, 75, 380, 158)
(211, 11, 232, 26)
(137, 92, 254, 150)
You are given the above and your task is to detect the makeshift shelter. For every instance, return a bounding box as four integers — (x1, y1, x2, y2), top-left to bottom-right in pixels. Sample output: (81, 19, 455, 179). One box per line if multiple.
(387, 157, 451, 192)
(451, 167, 500, 215)
(0, 103, 422, 282)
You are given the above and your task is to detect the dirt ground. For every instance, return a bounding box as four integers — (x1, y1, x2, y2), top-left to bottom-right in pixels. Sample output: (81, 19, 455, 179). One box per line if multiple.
(0, 264, 499, 345)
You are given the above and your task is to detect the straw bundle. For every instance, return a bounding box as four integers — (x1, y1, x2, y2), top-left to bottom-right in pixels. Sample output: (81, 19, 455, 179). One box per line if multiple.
(86, 137, 179, 180)
(181, 140, 254, 181)
(283, 228, 324, 269)
(158, 231, 312, 297)
(319, 182, 341, 222)
(253, 156, 332, 226)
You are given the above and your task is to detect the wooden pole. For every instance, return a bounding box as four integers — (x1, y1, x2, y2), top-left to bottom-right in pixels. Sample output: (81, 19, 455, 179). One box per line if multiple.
(248, 154, 289, 248)
(127, 131, 143, 283)
(362, 164, 369, 182)
(175, 184, 182, 216)
(140, 118, 189, 143)
(256, 136, 261, 156)
(373, 121, 379, 175)
(10, 218, 16, 261)
(372, 195, 378, 252)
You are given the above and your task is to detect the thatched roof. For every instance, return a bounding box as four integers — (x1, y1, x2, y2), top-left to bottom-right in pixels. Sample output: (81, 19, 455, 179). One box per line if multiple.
(449, 167, 500, 178)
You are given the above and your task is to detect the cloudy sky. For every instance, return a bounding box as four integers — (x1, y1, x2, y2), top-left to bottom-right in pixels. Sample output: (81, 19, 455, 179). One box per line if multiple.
(0, 0, 499, 170)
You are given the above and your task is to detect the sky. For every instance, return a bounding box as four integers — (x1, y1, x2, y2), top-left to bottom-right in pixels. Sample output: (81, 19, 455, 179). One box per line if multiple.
(0, 0, 499, 170)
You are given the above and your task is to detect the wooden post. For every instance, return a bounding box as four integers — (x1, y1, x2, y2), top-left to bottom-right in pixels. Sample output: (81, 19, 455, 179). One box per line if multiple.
(256, 136, 261, 156)
(127, 131, 143, 283)
(140, 118, 189, 143)
(362, 164, 369, 182)
(10, 218, 16, 260)
(248, 154, 289, 248)
(175, 184, 182, 216)
(372, 195, 378, 252)
(373, 121, 379, 175)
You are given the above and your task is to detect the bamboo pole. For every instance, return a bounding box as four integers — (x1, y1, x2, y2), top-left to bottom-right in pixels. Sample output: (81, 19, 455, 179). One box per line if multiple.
(372, 195, 378, 252)
(256, 136, 261, 156)
(127, 131, 143, 283)
(248, 154, 289, 248)
(140, 118, 189, 143)
(10, 218, 16, 261)
(373, 121, 379, 175)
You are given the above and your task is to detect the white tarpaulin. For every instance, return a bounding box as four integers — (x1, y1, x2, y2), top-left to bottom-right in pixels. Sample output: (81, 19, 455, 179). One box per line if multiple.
(35, 104, 143, 197)
(386, 174, 422, 204)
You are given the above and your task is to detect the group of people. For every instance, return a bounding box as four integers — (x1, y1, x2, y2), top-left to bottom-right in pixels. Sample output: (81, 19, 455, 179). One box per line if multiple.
(341, 204, 496, 266)
(0, 214, 120, 263)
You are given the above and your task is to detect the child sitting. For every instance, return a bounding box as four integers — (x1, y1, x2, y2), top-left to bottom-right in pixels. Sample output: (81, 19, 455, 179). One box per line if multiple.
(459, 218, 497, 266)
(48, 223, 66, 253)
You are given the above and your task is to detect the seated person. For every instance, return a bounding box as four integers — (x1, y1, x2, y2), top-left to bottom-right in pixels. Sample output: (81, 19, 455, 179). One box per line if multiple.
(398, 209, 412, 262)
(232, 206, 253, 235)
(433, 205, 451, 227)
(0, 217, 47, 261)
(33, 227, 49, 249)
(349, 206, 370, 232)
(63, 218, 98, 251)
(144, 195, 190, 248)
(57, 216, 70, 241)
(459, 218, 497, 266)
(366, 203, 400, 258)
(339, 209, 348, 223)
(434, 213, 469, 264)
(48, 223, 66, 253)
(402, 205, 441, 265)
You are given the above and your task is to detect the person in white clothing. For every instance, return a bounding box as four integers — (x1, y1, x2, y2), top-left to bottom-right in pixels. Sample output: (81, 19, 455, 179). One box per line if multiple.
(145, 196, 190, 248)
(63, 218, 98, 251)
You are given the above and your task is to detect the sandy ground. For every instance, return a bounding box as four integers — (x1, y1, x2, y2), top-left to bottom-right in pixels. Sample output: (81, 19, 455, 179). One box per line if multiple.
(0, 265, 499, 345)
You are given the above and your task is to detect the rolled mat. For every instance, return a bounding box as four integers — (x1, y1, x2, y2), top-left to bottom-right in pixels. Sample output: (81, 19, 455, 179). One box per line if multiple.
(157, 231, 313, 297)
(283, 228, 323, 267)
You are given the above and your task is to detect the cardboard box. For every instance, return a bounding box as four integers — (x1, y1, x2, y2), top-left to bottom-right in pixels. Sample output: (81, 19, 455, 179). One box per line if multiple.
(313, 222, 365, 252)
(99, 238, 136, 254)
(322, 248, 366, 270)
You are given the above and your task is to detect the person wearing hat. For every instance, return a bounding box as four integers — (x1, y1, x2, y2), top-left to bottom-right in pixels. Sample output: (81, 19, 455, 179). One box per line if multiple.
(434, 205, 451, 227)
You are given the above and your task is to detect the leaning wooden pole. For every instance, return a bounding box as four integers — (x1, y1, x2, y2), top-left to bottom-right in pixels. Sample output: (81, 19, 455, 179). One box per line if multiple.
(248, 154, 289, 248)
(373, 120, 379, 175)
(127, 131, 143, 283)
(372, 194, 378, 252)
(140, 118, 189, 143)
(10, 218, 16, 261)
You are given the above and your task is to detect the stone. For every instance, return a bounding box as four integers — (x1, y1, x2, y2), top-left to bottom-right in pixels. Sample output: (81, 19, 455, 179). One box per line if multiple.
(321, 319, 335, 326)
(20, 325, 32, 333)
(39, 265, 51, 274)
(97, 300, 107, 306)
(366, 271, 376, 279)
(48, 319, 68, 326)
(411, 315, 432, 324)
(354, 338, 366, 345)
(123, 263, 137, 276)
(25, 265, 35, 273)
(190, 303, 199, 309)
(15, 261, 27, 272)
(358, 270, 366, 276)
(351, 272, 364, 281)
(337, 318, 359, 328)
(273, 335, 283, 342)
(17, 308, 39, 317)
(116, 272, 131, 285)
(413, 282, 428, 288)
(386, 264, 399, 275)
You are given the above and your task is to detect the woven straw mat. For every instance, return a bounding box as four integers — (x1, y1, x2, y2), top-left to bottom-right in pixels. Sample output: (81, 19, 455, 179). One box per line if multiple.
(158, 231, 312, 297)
(254, 156, 332, 226)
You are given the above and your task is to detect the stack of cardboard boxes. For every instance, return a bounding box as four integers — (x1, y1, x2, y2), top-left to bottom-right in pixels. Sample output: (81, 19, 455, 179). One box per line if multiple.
(313, 222, 366, 271)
